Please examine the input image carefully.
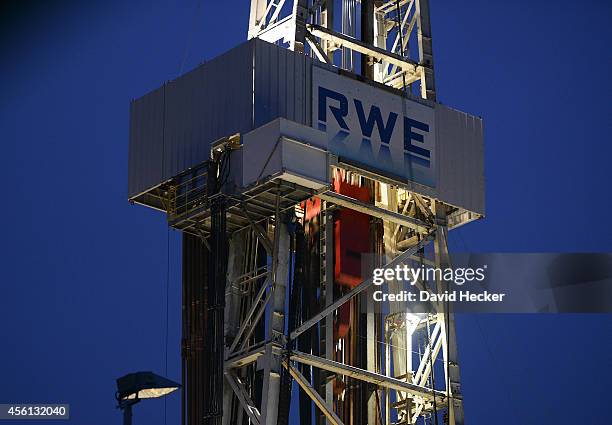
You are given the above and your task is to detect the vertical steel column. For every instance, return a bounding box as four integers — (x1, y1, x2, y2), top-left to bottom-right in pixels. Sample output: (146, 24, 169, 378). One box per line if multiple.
(342, 0, 356, 70)
(432, 202, 464, 425)
(292, 0, 309, 53)
(260, 212, 292, 425)
(415, 0, 436, 101)
(373, 4, 387, 83)
(248, 0, 268, 39)
(182, 232, 208, 425)
(361, 0, 375, 80)
(204, 158, 228, 425)
(366, 177, 379, 425)
(321, 0, 335, 59)
(222, 232, 246, 425)
(122, 404, 133, 425)
(322, 205, 335, 425)
(384, 321, 391, 425)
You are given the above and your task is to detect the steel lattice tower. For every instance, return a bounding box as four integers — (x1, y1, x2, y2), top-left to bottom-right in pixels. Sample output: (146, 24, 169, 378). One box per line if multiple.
(234, 1, 464, 424)
(127, 1, 484, 424)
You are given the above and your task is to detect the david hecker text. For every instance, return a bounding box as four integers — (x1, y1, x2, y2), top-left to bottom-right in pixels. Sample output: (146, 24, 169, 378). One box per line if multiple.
(373, 290, 506, 303)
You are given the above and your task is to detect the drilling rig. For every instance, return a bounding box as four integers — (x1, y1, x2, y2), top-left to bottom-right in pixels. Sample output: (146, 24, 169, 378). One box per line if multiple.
(127, 1, 484, 424)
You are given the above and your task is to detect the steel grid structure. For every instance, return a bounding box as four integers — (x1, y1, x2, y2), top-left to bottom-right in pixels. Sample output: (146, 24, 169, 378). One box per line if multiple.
(146, 1, 472, 424)
(214, 1, 465, 424)
(248, 0, 436, 97)
(214, 178, 464, 425)
(174, 155, 467, 425)
(124, 1, 483, 425)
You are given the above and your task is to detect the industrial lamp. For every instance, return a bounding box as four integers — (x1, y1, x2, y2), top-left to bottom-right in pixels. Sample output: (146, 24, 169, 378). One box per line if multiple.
(116, 371, 180, 425)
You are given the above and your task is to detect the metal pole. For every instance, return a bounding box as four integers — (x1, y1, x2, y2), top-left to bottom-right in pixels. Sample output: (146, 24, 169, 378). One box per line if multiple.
(223, 232, 246, 425)
(324, 205, 334, 425)
(260, 211, 292, 425)
(361, 0, 375, 79)
(432, 202, 464, 425)
(205, 156, 228, 425)
(122, 404, 133, 425)
(415, 0, 436, 100)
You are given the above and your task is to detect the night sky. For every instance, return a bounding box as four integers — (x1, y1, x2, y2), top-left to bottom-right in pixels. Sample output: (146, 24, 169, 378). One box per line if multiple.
(1, 1, 611, 424)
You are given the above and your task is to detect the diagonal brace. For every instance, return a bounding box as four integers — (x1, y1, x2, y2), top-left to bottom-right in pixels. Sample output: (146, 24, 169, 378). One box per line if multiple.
(283, 360, 344, 425)
(241, 203, 274, 254)
(291, 350, 449, 405)
(225, 370, 261, 425)
(290, 233, 434, 340)
(229, 277, 272, 353)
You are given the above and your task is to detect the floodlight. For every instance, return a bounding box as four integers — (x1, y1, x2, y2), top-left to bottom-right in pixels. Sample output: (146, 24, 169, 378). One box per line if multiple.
(116, 371, 180, 425)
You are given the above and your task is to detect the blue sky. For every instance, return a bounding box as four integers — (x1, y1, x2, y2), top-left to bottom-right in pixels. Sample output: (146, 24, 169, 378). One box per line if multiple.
(0, 1, 611, 424)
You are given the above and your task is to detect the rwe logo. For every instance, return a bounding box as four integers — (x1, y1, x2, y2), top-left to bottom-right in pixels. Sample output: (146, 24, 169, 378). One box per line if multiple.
(317, 86, 431, 169)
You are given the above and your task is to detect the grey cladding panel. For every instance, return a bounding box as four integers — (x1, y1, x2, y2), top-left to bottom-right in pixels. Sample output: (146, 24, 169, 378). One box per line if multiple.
(254, 39, 312, 127)
(129, 39, 320, 198)
(162, 42, 254, 182)
(128, 86, 165, 197)
(129, 40, 487, 213)
(436, 105, 485, 215)
(129, 41, 256, 198)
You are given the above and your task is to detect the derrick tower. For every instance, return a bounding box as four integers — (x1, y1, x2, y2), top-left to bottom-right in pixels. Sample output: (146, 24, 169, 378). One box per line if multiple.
(127, 1, 484, 424)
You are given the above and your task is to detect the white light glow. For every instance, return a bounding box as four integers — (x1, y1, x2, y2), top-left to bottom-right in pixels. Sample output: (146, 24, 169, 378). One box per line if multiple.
(122, 387, 179, 400)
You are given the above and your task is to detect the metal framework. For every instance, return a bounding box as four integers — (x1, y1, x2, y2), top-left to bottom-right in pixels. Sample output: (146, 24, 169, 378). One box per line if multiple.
(211, 178, 464, 425)
(175, 171, 465, 424)
(176, 1, 465, 424)
(248, 0, 436, 98)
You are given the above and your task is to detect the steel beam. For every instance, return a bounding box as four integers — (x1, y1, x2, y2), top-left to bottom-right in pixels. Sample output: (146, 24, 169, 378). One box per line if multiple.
(260, 212, 292, 425)
(307, 24, 420, 75)
(225, 343, 266, 369)
(415, 0, 436, 100)
(242, 204, 273, 255)
(319, 191, 430, 233)
(223, 232, 247, 425)
(413, 320, 442, 388)
(290, 350, 449, 405)
(229, 276, 271, 353)
(285, 362, 344, 425)
(292, 0, 309, 53)
(248, 0, 268, 39)
(411, 321, 444, 421)
(225, 371, 262, 425)
(323, 205, 334, 425)
(306, 33, 332, 64)
(432, 202, 464, 425)
(238, 283, 273, 352)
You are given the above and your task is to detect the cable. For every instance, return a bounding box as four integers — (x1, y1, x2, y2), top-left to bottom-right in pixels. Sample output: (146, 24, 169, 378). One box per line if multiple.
(473, 315, 519, 411)
(178, 0, 203, 76)
(164, 227, 170, 425)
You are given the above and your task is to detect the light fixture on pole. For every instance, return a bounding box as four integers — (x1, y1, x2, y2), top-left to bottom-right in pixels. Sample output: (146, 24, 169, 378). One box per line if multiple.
(116, 371, 181, 425)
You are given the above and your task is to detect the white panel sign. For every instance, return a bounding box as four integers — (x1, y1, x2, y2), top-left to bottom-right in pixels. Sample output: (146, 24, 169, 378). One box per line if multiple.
(312, 66, 436, 187)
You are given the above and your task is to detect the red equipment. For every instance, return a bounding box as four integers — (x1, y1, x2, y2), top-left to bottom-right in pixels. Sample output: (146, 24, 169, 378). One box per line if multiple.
(333, 171, 371, 289)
